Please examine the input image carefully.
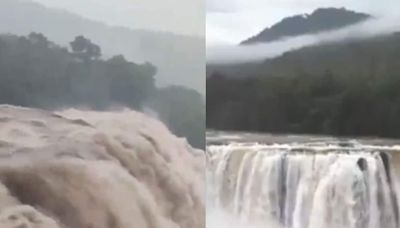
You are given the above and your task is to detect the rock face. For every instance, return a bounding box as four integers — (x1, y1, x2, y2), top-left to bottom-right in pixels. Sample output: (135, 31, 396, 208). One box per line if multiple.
(0, 105, 205, 228)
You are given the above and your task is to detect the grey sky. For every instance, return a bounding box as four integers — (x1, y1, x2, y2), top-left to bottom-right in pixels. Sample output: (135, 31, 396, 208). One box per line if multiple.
(207, 0, 400, 45)
(31, 0, 204, 37)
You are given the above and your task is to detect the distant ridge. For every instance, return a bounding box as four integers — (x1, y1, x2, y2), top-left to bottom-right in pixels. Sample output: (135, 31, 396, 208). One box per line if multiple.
(241, 7, 371, 44)
(0, 0, 205, 94)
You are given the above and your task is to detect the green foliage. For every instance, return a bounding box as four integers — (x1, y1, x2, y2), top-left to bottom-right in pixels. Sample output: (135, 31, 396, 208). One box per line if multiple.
(149, 86, 205, 149)
(207, 33, 400, 138)
(0, 0, 205, 94)
(0, 33, 155, 109)
(0, 33, 204, 149)
(241, 7, 370, 44)
(70, 35, 101, 62)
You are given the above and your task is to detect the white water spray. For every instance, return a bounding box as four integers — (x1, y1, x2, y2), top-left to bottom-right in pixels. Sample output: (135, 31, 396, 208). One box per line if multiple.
(207, 142, 400, 228)
(0, 105, 205, 228)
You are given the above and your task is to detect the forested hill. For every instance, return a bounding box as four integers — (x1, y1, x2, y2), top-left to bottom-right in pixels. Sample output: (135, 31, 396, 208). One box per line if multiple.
(207, 32, 400, 138)
(210, 33, 400, 79)
(241, 7, 370, 44)
(0, 0, 205, 94)
(0, 33, 156, 109)
(0, 33, 205, 149)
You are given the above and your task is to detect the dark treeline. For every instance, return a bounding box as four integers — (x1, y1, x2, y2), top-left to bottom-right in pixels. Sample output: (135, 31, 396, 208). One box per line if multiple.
(207, 33, 400, 138)
(149, 86, 205, 148)
(241, 7, 370, 44)
(0, 33, 155, 109)
(0, 33, 204, 148)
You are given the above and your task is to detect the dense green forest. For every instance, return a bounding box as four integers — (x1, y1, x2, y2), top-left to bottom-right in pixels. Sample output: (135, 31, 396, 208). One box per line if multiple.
(149, 86, 205, 148)
(207, 33, 400, 138)
(241, 7, 370, 44)
(0, 33, 204, 148)
(0, 0, 205, 94)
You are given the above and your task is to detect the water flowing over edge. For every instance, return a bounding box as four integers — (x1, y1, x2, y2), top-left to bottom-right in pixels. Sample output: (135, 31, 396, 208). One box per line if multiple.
(207, 142, 400, 228)
(0, 105, 205, 228)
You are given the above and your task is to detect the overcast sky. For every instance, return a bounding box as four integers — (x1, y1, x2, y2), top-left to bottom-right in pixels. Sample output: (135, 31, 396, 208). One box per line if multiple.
(31, 0, 204, 37)
(207, 0, 400, 45)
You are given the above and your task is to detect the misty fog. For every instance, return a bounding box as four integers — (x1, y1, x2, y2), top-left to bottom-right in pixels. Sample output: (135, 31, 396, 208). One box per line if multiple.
(0, 0, 205, 226)
(207, 15, 400, 64)
(0, 0, 205, 94)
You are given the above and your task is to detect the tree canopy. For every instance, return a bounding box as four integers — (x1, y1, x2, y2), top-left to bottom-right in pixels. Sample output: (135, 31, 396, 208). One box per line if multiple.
(149, 86, 205, 149)
(0, 33, 205, 149)
(207, 33, 400, 139)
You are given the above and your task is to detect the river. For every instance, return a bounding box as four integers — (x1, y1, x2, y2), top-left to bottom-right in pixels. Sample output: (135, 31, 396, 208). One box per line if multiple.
(207, 130, 400, 228)
(0, 105, 205, 228)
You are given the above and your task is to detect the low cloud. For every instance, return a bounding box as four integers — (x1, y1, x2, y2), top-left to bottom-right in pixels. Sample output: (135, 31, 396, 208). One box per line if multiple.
(207, 15, 400, 64)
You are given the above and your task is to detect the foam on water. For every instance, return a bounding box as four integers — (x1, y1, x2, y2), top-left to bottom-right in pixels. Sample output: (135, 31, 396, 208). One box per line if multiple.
(0, 105, 205, 228)
(207, 142, 400, 228)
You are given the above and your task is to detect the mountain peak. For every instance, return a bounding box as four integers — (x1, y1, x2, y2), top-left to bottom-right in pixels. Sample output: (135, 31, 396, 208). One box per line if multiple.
(241, 7, 371, 45)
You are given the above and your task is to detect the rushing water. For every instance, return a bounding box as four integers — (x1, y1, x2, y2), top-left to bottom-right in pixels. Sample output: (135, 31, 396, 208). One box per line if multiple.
(207, 131, 400, 228)
(0, 105, 205, 228)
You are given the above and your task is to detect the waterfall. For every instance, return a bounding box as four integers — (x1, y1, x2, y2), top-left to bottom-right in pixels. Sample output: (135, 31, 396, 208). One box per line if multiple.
(0, 105, 205, 228)
(207, 143, 400, 228)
